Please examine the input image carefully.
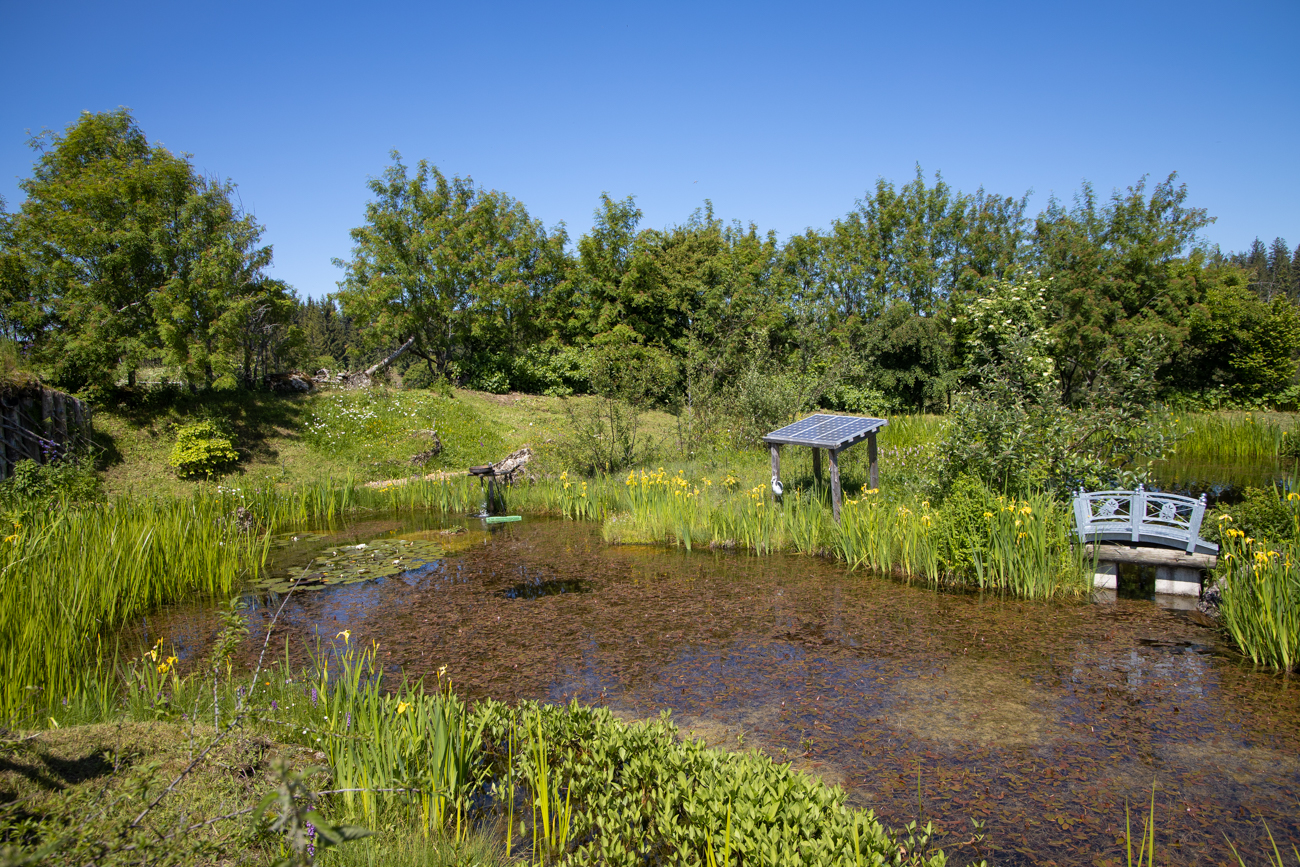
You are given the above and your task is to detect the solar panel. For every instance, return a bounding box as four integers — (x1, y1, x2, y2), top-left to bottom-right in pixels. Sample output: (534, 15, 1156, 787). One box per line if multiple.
(762, 414, 887, 449)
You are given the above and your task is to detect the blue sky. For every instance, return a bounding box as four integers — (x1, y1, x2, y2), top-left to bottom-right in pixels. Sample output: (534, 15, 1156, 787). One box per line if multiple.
(4, 0, 1297, 298)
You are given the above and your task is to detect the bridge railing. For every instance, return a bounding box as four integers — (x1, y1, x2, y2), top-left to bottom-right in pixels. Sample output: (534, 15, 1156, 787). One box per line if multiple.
(1072, 486, 1218, 556)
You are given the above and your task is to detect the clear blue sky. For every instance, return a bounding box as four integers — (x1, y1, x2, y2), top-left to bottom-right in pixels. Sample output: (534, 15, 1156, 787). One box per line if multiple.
(4, 0, 1297, 298)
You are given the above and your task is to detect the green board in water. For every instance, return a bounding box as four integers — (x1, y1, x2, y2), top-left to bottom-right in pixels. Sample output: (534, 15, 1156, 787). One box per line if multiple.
(485, 515, 522, 523)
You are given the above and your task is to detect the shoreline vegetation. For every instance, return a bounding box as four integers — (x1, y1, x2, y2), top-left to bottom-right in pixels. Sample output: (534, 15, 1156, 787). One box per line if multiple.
(1, 386, 1299, 864)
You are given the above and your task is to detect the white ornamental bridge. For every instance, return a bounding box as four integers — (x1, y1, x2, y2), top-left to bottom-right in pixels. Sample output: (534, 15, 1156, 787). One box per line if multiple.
(1072, 486, 1218, 597)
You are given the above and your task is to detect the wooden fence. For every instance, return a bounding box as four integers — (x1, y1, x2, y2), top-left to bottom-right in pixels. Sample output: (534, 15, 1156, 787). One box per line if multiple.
(0, 385, 92, 481)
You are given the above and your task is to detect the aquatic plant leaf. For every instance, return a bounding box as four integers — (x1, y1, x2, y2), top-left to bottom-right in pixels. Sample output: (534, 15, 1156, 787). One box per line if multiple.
(252, 538, 447, 594)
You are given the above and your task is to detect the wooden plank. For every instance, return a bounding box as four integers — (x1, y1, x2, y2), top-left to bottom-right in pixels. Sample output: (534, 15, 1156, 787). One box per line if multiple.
(1085, 543, 1217, 570)
(829, 448, 842, 523)
(53, 391, 68, 447)
(867, 431, 878, 490)
(812, 447, 821, 482)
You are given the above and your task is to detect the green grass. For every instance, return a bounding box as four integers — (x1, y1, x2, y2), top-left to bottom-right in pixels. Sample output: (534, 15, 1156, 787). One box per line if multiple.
(90, 386, 685, 495)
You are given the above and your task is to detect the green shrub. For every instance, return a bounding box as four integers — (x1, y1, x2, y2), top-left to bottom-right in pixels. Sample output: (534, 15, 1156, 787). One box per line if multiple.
(0, 457, 103, 513)
(167, 419, 239, 478)
(941, 473, 997, 573)
(1206, 487, 1296, 545)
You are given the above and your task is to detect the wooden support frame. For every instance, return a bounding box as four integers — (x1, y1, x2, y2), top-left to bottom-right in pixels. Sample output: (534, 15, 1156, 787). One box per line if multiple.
(829, 448, 842, 522)
(867, 431, 878, 490)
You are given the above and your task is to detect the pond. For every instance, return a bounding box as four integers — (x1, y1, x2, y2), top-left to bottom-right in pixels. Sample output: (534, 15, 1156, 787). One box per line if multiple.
(132, 514, 1300, 866)
(1151, 453, 1295, 504)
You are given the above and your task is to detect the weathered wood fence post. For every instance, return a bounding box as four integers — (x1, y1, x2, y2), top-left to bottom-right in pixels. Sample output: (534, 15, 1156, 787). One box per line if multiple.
(0, 385, 93, 481)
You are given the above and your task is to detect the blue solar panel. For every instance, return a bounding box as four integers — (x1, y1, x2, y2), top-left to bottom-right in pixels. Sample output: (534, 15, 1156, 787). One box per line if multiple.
(762, 414, 887, 449)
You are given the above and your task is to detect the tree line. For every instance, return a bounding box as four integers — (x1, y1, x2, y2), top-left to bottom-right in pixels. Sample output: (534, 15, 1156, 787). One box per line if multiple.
(2, 109, 1297, 419)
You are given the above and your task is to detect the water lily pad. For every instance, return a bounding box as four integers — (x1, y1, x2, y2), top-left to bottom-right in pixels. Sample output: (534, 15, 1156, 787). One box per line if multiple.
(252, 537, 446, 594)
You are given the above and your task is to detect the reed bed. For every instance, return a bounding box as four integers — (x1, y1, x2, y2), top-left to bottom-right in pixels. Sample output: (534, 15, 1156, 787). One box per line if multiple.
(0, 494, 266, 722)
(602, 469, 1088, 598)
(1167, 413, 1293, 462)
(0, 474, 496, 725)
(1216, 500, 1300, 671)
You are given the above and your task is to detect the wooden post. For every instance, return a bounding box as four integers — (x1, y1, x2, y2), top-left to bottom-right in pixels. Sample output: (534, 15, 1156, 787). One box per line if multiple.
(40, 389, 53, 459)
(829, 448, 842, 522)
(867, 431, 879, 490)
(770, 444, 781, 494)
(812, 447, 821, 483)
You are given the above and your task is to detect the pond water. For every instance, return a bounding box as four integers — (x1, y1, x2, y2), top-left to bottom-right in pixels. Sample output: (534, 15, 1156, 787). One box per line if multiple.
(132, 514, 1300, 866)
(1151, 455, 1295, 504)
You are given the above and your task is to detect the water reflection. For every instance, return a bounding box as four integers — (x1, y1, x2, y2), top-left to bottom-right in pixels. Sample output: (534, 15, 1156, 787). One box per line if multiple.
(127, 516, 1300, 866)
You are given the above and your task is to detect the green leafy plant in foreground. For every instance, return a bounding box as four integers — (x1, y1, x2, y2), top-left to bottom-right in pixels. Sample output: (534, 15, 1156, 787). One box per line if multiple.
(474, 700, 954, 867)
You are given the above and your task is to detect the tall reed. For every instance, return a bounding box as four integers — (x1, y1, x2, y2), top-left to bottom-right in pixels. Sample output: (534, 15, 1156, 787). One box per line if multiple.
(0, 493, 265, 721)
(316, 640, 486, 838)
(604, 477, 1088, 598)
(1168, 413, 1291, 462)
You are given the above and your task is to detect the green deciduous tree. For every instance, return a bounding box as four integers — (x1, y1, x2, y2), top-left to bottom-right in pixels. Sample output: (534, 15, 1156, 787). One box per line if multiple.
(1174, 266, 1300, 400)
(334, 155, 570, 389)
(153, 176, 275, 389)
(5, 109, 276, 392)
(1034, 172, 1213, 404)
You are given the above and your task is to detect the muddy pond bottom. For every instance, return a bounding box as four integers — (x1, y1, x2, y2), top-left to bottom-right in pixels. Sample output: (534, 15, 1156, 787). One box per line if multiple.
(136, 515, 1300, 866)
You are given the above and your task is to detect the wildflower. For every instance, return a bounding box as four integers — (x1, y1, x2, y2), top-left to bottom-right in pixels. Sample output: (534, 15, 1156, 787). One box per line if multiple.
(336, 629, 351, 645)
(396, 700, 410, 715)
(1288, 492, 1300, 503)
(1218, 514, 1233, 523)
(311, 686, 318, 707)
(982, 511, 993, 519)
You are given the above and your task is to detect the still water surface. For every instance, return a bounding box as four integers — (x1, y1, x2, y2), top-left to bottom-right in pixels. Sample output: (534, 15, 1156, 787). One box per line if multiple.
(135, 514, 1300, 866)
